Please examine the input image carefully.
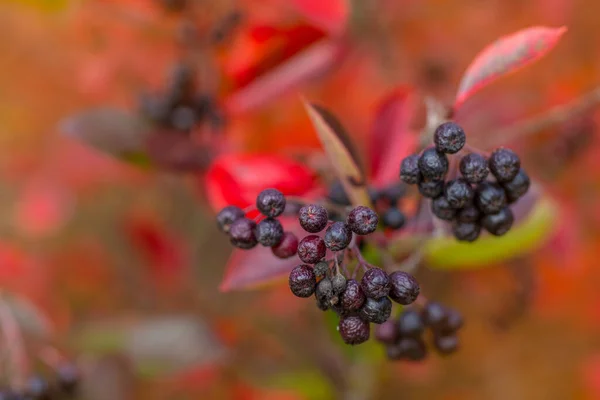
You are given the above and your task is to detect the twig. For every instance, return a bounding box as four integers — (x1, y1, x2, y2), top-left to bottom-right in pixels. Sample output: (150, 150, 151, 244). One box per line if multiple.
(0, 295, 28, 389)
(348, 244, 376, 270)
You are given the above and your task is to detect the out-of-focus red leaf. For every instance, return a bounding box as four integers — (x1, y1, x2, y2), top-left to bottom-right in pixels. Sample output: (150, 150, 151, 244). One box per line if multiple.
(369, 87, 418, 187)
(287, 0, 349, 35)
(454, 26, 567, 109)
(204, 154, 316, 212)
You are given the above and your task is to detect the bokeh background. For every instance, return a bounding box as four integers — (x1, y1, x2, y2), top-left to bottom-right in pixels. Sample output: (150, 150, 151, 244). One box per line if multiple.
(2, 0, 600, 399)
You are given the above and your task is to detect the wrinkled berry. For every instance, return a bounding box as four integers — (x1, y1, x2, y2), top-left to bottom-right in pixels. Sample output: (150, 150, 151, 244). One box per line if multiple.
(388, 271, 420, 305)
(229, 218, 257, 249)
(289, 265, 316, 298)
(489, 148, 521, 182)
(382, 207, 406, 230)
(297, 235, 326, 264)
(347, 206, 379, 235)
(400, 154, 421, 184)
(434, 122, 466, 154)
(216, 206, 245, 233)
(313, 261, 329, 279)
(422, 302, 447, 330)
(502, 168, 530, 202)
(456, 204, 481, 223)
(56, 363, 80, 394)
(460, 153, 489, 184)
(375, 320, 399, 344)
(361, 268, 391, 299)
(340, 279, 366, 312)
(475, 182, 507, 214)
(388, 337, 427, 361)
(418, 148, 449, 181)
(316, 277, 335, 307)
(431, 196, 456, 221)
(444, 178, 474, 209)
(397, 309, 425, 338)
(328, 180, 351, 205)
(481, 207, 514, 236)
(271, 231, 298, 259)
(299, 204, 329, 233)
(255, 218, 284, 246)
(324, 222, 353, 251)
(418, 179, 444, 198)
(452, 221, 481, 242)
(256, 188, 286, 217)
(434, 334, 459, 355)
(332, 273, 347, 295)
(360, 296, 392, 324)
(339, 315, 370, 345)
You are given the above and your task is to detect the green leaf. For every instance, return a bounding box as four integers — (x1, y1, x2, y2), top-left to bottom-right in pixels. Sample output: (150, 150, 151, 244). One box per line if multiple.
(303, 101, 371, 208)
(424, 197, 557, 269)
(268, 370, 334, 400)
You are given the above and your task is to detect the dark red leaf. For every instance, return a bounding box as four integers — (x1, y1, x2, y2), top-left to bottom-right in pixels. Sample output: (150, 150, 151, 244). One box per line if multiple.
(204, 153, 317, 212)
(287, 0, 349, 35)
(369, 87, 419, 187)
(454, 26, 567, 109)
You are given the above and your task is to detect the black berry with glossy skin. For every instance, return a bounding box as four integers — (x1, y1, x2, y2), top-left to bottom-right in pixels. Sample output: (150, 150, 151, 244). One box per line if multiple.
(388, 271, 420, 305)
(313, 261, 329, 279)
(361, 268, 391, 299)
(328, 180, 351, 205)
(431, 196, 456, 221)
(299, 204, 329, 233)
(339, 315, 370, 345)
(381, 182, 406, 205)
(452, 221, 481, 242)
(216, 205, 245, 233)
(482, 207, 514, 236)
(271, 232, 298, 259)
(434, 334, 459, 355)
(382, 207, 406, 230)
(434, 122, 466, 154)
(324, 222, 352, 251)
(397, 309, 425, 338)
(456, 204, 481, 223)
(255, 218, 284, 246)
(316, 277, 334, 307)
(297, 235, 326, 264)
(388, 337, 427, 361)
(56, 363, 80, 394)
(400, 154, 421, 184)
(489, 148, 521, 182)
(444, 178, 474, 209)
(256, 188, 286, 217)
(340, 279, 366, 312)
(460, 153, 489, 184)
(418, 179, 444, 198)
(360, 296, 392, 324)
(421, 302, 447, 330)
(503, 168, 530, 202)
(475, 182, 507, 214)
(229, 218, 258, 249)
(347, 206, 379, 235)
(375, 320, 399, 344)
(418, 148, 449, 181)
(289, 265, 316, 298)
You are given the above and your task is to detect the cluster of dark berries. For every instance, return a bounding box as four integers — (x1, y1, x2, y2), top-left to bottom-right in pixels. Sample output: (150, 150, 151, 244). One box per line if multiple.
(0, 363, 80, 400)
(216, 188, 299, 259)
(375, 302, 463, 361)
(139, 62, 224, 134)
(327, 180, 407, 231)
(400, 121, 531, 241)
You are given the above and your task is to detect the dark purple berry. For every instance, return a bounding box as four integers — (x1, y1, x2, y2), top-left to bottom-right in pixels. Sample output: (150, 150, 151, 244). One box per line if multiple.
(289, 265, 316, 298)
(418, 148, 448, 181)
(381, 182, 406, 206)
(256, 188, 286, 217)
(216, 205, 245, 233)
(400, 154, 421, 184)
(502, 168, 530, 202)
(25, 375, 51, 400)
(229, 218, 257, 249)
(56, 363, 80, 394)
(434, 122, 466, 154)
(324, 222, 352, 251)
(297, 235, 326, 264)
(431, 196, 456, 221)
(374, 320, 399, 344)
(456, 204, 481, 223)
(388, 337, 427, 361)
(339, 315, 370, 345)
(0, 389, 20, 400)
(441, 309, 464, 334)
(360, 296, 392, 324)
(360, 268, 391, 299)
(347, 206, 379, 235)
(481, 207, 514, 236)
(340, 279, 366, 312)
(452, 221, 481, 242)
(332, 273, 347, 295)
(382, 207, 405, 230)
(255, 218, 284, 246)
(316, 277, 335, 307)
(315, 295, 329, 311)
(328, 180, 351, 205)
(421, 302, 447, 330)
(460, 153, 489, 184)
(170, 106, 196, 131)
(388, 271, 420, 305)
(444, 178, 474, 209)
(433, 334, 459, 355)
(368, 187, 381, 204)
(397, 309, 425, 338)
(271, 232, 298, 259)
(475, 182, 507, 214)
(489, 148, 521, 182)
(418, 179, 444, 198)
(313, 261, 329, 279)
(299, 204, 329, 233)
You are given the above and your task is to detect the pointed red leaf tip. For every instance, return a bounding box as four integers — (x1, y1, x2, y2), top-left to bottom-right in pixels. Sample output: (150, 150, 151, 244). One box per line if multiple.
(204, 154, 317, 212)
(369, 87, 418, 188)
(454, 26, 567, 109)
(288, 0, 349, 35)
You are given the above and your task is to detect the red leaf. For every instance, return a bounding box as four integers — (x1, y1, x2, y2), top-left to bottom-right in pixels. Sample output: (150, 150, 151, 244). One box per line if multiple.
(454, 26, 567, 109)
(204, 154, 316, 212)
(369, 88, 418, 187)
(287, 0, 349, 35)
